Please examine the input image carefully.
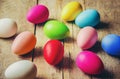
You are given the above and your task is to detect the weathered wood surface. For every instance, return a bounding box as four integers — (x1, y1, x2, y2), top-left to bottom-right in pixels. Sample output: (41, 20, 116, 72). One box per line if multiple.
(0, 0, 36, 78)
(0, 0, 120, 79)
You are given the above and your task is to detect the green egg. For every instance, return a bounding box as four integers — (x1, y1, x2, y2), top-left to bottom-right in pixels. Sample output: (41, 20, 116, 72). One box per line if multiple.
(43, 20, 69, 39)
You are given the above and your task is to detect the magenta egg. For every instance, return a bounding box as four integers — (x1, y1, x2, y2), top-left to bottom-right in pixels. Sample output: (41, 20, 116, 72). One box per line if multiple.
(77, 26, 98, 49)
(76, 51, 104, 75)
(27, 5, 49, 24)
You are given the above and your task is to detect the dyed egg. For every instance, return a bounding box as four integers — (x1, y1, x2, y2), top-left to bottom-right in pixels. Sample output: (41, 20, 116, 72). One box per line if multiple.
(76, 51, 104, 75)
(0, 18, 17, 38)
(101, 34, 120, 56)
(5, 60, 37, 79)
(43, 40, 64, 65)
(77, 26, 98, 49)
(75, 9, 100, 28)
(12, 31, 36, 55)
(27, 5, 49, 24)
(43, 20, 69, 39)
(61, 1, 82, 21)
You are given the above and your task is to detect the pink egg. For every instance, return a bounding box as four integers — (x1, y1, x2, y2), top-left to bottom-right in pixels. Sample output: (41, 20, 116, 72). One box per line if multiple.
(27, 5, 49, 24)
(77, 26, 98, 49)
(76, 51, 104, 75)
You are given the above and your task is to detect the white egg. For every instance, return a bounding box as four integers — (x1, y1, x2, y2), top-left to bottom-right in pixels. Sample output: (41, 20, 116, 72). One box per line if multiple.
(5, 60, 37, 79)
(0, 18, 17, 38)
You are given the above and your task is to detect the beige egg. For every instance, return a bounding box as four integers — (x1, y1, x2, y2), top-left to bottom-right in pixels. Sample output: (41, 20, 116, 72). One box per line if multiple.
(0, 18, 17, 38)
(5, 60, 37, 79)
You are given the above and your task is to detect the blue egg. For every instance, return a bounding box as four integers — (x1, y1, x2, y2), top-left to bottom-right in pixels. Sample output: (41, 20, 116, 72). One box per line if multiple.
(75, 9, 100, 28)
(101, 34, 120, 56)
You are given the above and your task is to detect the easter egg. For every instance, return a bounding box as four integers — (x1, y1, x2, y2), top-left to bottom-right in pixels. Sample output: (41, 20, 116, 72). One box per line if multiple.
(27, 5, 49, 24)
(11, 31, 36, 55)
(76, 51, 104, 75)
(43, 40, 64, 65)
(75, 9, 100, 28)
(101, 34, 120, 56)
(5, 60, 37, 79)
(77, 26, 98, 49)
(61, 1, 83, 21)
(0, 18, 17, 38)
(43, 20, 69, 39)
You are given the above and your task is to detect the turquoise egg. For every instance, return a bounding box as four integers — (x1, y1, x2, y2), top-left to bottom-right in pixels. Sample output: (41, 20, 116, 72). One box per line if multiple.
(75, 9, 100, 28)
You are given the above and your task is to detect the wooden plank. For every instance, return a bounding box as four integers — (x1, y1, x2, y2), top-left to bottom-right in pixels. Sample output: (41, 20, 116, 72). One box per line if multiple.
(0, 0, 120, 79)
(34, 0, 91, 78)
(34, 0, 62, 79)
(84, 0, 120, 79)
(0, 0, 36, 78)
(61, 0, 91, 79)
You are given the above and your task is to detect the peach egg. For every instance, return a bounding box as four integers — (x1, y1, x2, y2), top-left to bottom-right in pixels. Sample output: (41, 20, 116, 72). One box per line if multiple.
(11, 31, 36, 55)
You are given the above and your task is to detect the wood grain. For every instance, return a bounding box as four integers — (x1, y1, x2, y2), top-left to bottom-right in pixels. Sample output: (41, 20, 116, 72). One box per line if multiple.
(84, 0, 120, 79)
(61, 0, 91, 79)
(34, 0, 63, 79)
(0, 0, 120, 79)
(0, 0, 36, 78)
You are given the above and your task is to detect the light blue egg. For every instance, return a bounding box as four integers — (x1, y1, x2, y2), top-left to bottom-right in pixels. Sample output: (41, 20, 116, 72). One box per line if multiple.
(75, 9, 100, 28)
(101, 34, 120, 56)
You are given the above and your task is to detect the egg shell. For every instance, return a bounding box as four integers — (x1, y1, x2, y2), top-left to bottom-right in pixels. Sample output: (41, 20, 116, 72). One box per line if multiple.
(76, 51, 104, 75)
(43, 40, 64, 65)
(12, 31, 36, 55)
(75, 9, 100, 28)
(27, 5, 49, 24)
(0, 18, 17, 38)
(77, 26, 98, 49)
(101, 34, 120, 56)
(5, 60, 37, 79)
(61, 1, 83, 21)
(43, 20, 69, 39)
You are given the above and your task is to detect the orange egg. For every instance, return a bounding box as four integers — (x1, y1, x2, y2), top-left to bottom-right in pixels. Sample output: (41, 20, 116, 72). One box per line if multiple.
(11, 31, 36, 55)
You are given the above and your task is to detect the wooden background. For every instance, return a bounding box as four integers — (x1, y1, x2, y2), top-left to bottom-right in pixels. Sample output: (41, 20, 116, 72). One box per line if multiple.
(0, 0, 120, 79)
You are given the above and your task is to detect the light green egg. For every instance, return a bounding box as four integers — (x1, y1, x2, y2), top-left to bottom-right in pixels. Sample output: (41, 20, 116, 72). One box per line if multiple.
(43, 20, 69, 39)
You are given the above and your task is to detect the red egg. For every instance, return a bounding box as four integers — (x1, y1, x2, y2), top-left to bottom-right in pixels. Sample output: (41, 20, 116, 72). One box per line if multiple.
(43, 40, 64, 65)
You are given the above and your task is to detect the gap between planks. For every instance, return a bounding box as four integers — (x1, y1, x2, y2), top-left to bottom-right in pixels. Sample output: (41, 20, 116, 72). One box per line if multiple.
(31, 0, 39, 62)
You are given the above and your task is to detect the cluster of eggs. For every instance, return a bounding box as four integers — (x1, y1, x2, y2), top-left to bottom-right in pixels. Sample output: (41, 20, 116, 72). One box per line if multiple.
(61, 2, 104, 75)
(0, 1, 119, 79)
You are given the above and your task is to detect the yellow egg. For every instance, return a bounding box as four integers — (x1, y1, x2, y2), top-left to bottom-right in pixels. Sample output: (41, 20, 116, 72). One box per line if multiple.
(61, 1, 83, 21)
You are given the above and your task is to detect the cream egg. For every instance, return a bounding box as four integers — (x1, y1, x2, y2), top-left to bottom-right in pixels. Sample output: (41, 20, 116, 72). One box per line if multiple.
(0, 18, 17, 38)
(5, 60, 37, 79)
